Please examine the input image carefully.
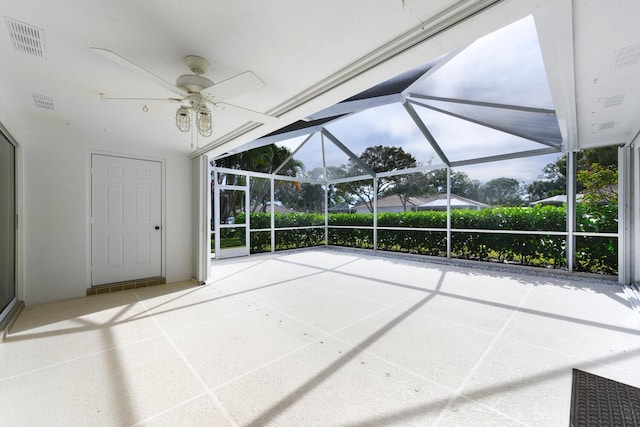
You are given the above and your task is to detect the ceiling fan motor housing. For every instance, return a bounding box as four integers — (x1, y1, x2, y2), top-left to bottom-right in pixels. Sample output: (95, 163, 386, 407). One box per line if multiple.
(184, 55, 209, 74)
(176, 55, 213, 93)
(176, 74, 214, 93)
(188, 93, 207, 109)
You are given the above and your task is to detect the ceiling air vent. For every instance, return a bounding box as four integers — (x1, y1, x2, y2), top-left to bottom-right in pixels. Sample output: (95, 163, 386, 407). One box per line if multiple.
(5, 17, 46, 58)
(603, 94, 624, 108)
(598, 121, 615, 131)
(613, 44, 639, 69)
(32, 94, 55, 110)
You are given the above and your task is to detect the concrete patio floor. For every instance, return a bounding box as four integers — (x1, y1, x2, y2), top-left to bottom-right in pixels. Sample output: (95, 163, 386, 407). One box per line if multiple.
(1, 249, 640, 426)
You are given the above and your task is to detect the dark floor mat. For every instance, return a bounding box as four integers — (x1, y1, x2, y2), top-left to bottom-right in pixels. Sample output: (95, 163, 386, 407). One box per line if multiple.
(570, 368, 640, 426)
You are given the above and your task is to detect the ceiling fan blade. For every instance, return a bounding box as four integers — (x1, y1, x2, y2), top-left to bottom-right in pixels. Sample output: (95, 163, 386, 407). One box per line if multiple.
(212, 102, 277, 124)
(91, 47, 186, 97)
(99, 95, 183, 103)
(201, 71, 265, 101)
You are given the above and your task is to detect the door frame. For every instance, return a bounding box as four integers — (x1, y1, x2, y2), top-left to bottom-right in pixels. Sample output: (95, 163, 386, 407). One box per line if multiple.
(0, 123, 19, 326)
(212, 169, 251, 259)
(88, 150, 166, 285)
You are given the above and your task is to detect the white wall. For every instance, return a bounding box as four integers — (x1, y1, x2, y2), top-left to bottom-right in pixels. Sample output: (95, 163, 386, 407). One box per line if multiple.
(19, 128, 192, 305)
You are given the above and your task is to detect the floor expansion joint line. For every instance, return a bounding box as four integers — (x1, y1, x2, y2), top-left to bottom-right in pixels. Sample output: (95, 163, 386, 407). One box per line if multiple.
(499, 334, 640, 377)
(213, 269, 328, 306)
(213, 258, 271, 283)
(431, 285, 535, 427)
(329, 334, 446, 389)
(171, 306, 259, 333)
(211, 338, 322, 391)
(132, 289, 240, 427)
(241, 283, 338, 307)
(0, 333, 165, 382)
(262, 291, 423, 340)
(327, 286, 405, 306)
(130, 392, 209, 427)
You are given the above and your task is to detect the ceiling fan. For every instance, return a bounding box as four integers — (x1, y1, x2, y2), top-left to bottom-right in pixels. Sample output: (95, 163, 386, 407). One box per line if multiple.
(92, 48, 277, 137)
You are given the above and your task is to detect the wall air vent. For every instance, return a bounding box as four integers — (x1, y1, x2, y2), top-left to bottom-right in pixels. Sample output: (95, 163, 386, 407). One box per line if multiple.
(613, 44, 639, 69)
(32, 94, 55, 110)
(603, 94, 625, 108)
(598, 121, 615, 131)
(5, 17, 46, 58)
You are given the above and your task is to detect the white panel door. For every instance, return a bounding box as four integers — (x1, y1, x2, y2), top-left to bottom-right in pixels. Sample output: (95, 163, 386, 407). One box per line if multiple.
(91, 154, 162, 285)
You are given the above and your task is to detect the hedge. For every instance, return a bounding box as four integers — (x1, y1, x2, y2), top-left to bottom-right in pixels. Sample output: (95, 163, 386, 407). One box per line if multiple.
(231, 204, 617, 274)
(244, 212, 325, 253)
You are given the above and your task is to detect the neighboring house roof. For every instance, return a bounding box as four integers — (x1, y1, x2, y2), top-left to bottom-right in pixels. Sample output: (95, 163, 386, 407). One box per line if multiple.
(354, 195, 427, 209)
(529, 194, 584, 206)
(417, 194, 488, 210)
(328, 203, 356, 212)
(252, 203, 299, 213)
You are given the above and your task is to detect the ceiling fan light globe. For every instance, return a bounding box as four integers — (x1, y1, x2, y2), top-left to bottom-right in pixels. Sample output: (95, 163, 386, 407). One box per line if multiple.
(175, 106, 191, 132)
(196, 105, 213, 137)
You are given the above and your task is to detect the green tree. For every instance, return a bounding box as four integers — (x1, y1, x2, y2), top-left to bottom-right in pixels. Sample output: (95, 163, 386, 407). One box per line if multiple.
(421, 169, 482, 200)
(213, 144, 299, 175)
(527, 146, 618, 201)
(211, 144, 302, 217)
(575, 146, 618, 208)
(323, 165, 355, 208)
(298, 183, 325, 212)
(577, 163, 618, 205)
(527, 160, 566, 201)
(575, 159, 618, 251)
(389, 172, 427, 211)
(343, 145, 417, 212)
(481, 177, 524, 206)
(579, 147, 618, 169)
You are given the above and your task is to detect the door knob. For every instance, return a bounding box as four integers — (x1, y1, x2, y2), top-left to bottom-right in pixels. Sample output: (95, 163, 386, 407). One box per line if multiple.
(155, 226, 160, 230)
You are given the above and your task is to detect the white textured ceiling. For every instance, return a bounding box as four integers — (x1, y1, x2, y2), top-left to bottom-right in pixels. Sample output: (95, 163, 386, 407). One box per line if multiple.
(535, 0, 640, 151)
(1, 0, 638, 156)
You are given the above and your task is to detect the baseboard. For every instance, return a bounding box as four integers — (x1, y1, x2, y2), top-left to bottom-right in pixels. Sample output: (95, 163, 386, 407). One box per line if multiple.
(86, 276, 167, 296)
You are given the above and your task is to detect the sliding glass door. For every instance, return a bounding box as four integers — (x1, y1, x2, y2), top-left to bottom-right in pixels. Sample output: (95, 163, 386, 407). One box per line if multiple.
(0, 130, 16, 319)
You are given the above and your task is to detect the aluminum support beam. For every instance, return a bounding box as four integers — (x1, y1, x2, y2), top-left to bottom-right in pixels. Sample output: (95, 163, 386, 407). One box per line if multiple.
(273, 133, 315, 175)
(373, 179, 378, 251)
(619, 146, 632, 284)
(324, 184, 329, 247)
(450, 148, 560, 167)
(403, 101, 451, 166)
(566, 151, 576, 272)
(446, 167, 452, 258)
(270, 177, 275, 253)
(408, 94, 557, 115)
(321, 129, 376, 178)
(634, 146, 640, 283)
(213, 170, 221, 257)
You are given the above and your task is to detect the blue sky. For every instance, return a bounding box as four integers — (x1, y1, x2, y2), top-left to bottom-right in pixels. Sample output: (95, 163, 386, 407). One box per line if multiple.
(277, 15, 562, 184)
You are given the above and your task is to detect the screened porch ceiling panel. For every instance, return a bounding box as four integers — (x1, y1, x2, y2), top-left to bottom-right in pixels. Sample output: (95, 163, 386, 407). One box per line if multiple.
(412, 106, 557, 165)
(408, 97, 563, 148)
